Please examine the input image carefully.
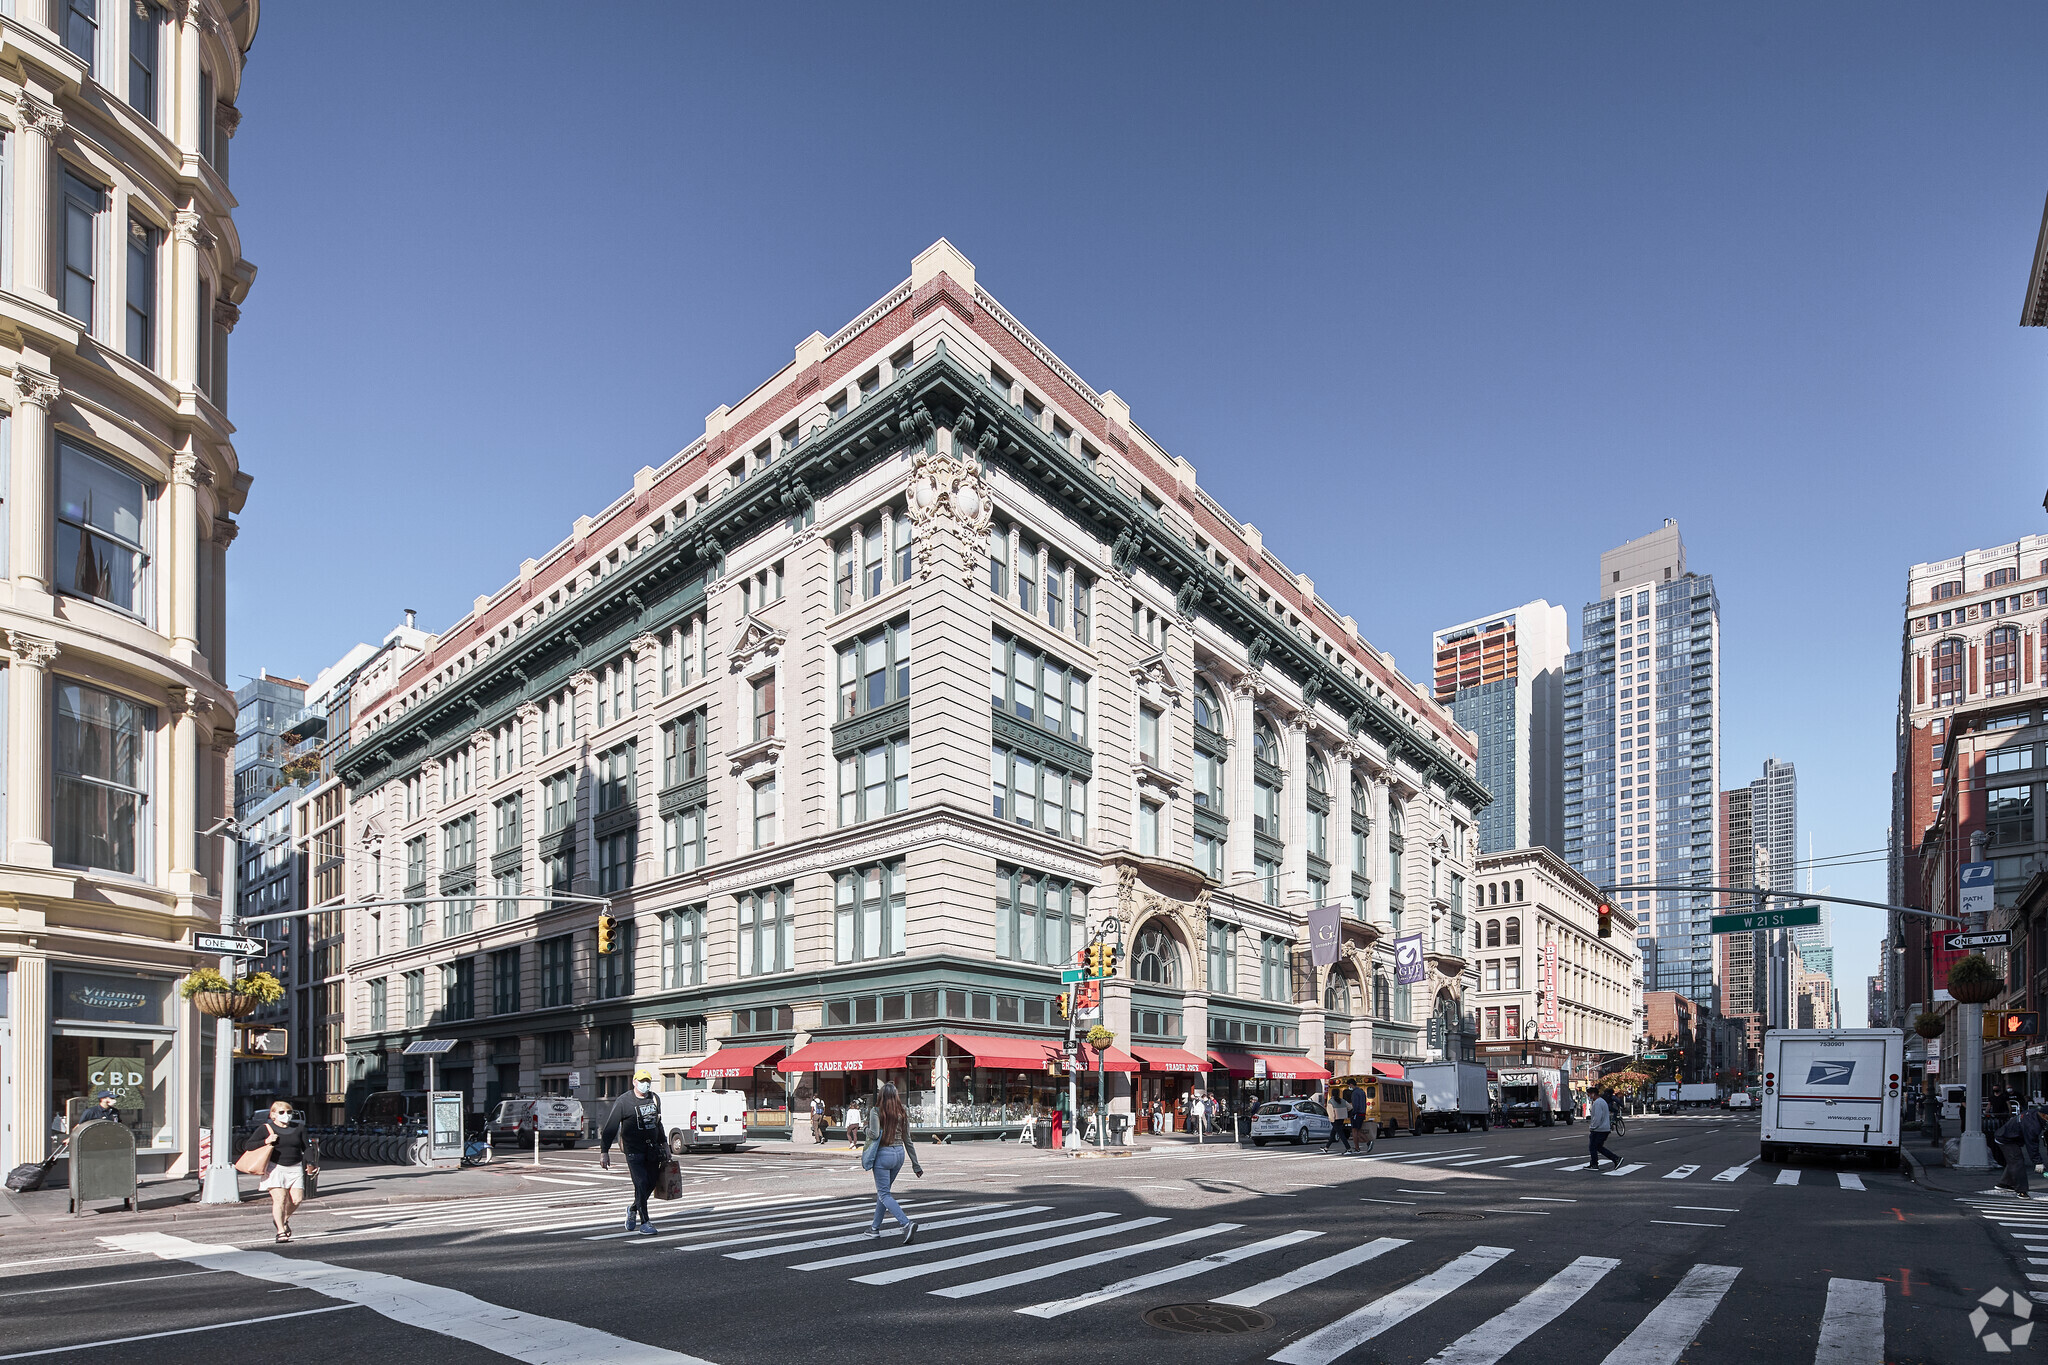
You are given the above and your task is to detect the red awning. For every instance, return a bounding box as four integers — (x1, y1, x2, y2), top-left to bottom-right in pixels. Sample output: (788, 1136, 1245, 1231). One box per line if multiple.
(1208, 1050, 1258, 1078)
(1373, 1062, 1406, 1080)
(685, 1043, 786, 1080)
(777, 1034, 937, 1074)
(1075, 1044, 1140, 1074)
(1132, 1046, 1211, 1073)
(945, 1034, 1055, 1069)
(1206, 1050, 1329, 1081)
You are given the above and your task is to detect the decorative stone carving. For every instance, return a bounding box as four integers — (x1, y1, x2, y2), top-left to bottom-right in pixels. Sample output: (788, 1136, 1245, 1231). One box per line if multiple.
(1173, 578, 1203, 622)
(514, 702, 542, 724)
(569, 670, 597, 694)
(13, 367, 59, 410)
(16, 93, 63, 140)
(171, 453, 203, 486)
(6, 632, 58, 668)
(213, 298, 241, 333)
(1110, 524, 1143, 580)
(212, 517, 239, 548)
(214, 102, 241, 137)
(1111, 858, 1213, 992)
(173, 210, 215, 251)
(1230, 671, 1264, 701)
(728, 615, 786, 674)
(1301, 675, 1323, 712)
(904, 432, 993, 581)
(1129, 651, 1184, 709)
(165, 686, 201, 717)
(1245, 637, 1270, 671)
(628, 632, 661, 660)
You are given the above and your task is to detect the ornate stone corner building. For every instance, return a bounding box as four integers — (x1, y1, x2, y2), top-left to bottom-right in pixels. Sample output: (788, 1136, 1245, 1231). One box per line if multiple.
(333, 241, 1484, 1132)
(0, 2, 258, 1171)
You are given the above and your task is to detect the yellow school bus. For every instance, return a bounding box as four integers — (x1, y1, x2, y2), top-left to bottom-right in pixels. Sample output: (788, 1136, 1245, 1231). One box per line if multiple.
(1328, 1075, 1418, 1137)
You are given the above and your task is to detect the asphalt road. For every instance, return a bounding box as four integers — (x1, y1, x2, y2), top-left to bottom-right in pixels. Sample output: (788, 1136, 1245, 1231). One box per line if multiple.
(0, 1114, 2026, 1363)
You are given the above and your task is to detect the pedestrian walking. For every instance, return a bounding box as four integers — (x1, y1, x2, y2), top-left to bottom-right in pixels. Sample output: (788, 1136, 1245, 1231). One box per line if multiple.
(1323, 1087, 1351, 1152)
(2030, 1102, 2048, 1176)
(599, 1068, 671, 1235)
(1995, 1106, 2042, 1198)
(243, 1101, 311, 1243)
(864, 1082, 923, 1242)
(846, 1097, 864, 1146)
(1585, 1088, 1622, 1170)
(1345, 1080, 1374, 1151)
(809, 1095, 826, 1145)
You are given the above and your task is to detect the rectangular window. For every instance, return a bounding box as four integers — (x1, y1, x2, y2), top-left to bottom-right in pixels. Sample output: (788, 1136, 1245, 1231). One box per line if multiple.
(1195, 830, 1223, 878)
(837, 619, 911, 720)
(493, 867, 522, 924)
(1255, 854, 1280, 906)
(990, 632, 1089, 744)
(441, 814, 475, 869)
(1261, 935, 1288, 1002)
(541, 1030, 572, 1065)
(994, 864, 1084, 967)
(990, 743, 1088, 842)
(598, 828, 636, 893)
(1073, 576, 1091, 645)
(834, 860, 907, 964)
(665, 1016, 708, 1055)
(1139, 706, 1162, 768)
(368, 977, 388, 1031)
(403, 969, 425, 1028)
(662, 711, 704, 787)
(539, 936, 573, 1009)
(124, 219, 156, 365)
(493, 793, 522, 852)
(53, 679, 152, 875)
(662, 806, 705, 875)
(595, 919, 635, 998)
(737, 884, 794, 976)
(838, 736, 909, 825)
(441, 958, 474, 1022)
(751, 776, 777, 848)
(56, 442, 151, 615)
(661, 907, 704, 989)
(404, 897, 424, 948)
(752, 675, 776, 742)
(988, 527, 1009, 598)
(544, 846, 573, 899)
(61, 170, 100, 327)
(64, 0, 98, 69)
(128, 3, 161, 119)
(597, 740, 636, 813)
(1138, 800, 1161, 856)
(1016, 538, 1038, 613)
(493, 718, 519, 776)
(542, 770, 573, 835)
(596, 656, 633, 728)
(1208, 920, 1237, 994)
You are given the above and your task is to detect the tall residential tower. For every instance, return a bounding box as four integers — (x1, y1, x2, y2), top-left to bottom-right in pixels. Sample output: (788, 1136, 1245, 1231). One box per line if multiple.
(1433, 601, 1568, 856)
(1563, 521, 1722, 1004)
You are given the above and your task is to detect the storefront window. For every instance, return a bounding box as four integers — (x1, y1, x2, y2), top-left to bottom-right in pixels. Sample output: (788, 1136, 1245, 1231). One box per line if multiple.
(51, 1034, 174, 1150)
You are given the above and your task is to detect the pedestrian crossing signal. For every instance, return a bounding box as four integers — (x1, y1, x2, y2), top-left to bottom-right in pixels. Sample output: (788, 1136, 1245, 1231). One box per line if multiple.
(1597, 903, 1612, 939)
(597, 913, 617, 954)
(2001, 1011, 2040, 1039)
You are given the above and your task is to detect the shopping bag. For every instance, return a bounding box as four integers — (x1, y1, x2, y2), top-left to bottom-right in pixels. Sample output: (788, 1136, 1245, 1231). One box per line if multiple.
(653, 1158, 683, 1200)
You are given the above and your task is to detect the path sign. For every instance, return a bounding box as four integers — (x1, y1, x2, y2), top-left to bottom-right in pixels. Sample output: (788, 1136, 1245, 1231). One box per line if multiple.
(195, 934, 266, 956)
(1709, 905, 1821, 935)
(1961, 861, 1996, 922)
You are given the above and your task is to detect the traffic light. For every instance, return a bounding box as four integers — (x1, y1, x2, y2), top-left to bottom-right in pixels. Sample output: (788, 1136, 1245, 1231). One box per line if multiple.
(597, 913, 617, 955)
(2002, 1011, 2041, 1040)
(1087, 943, 1106, 978)
(1597, 903, 1612, 939)
(1057, 991, 1072, 1021)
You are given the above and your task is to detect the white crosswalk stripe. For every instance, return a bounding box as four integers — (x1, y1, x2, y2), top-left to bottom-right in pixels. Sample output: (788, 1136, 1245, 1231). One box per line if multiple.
(1214, 1237, 1409, 1307)
(1509, 1157, 1572, 1169)
(1777, 1170, 1802, 1186)
(1664, 1166, 1699, 1180)
(930, 1222, 1240, 1300)
(1424, 1255, 1621, 1365)
(1837, 1173, 1865, 1191)
(852, 1216, 1169, 1286)
(1813, 1278, 1886, 1365)
(1600, 1263, 1741, 1364)
(707, 1205, 1046, 1256)
(608, 1198, 956, 1243)
(1268, 1244, 1514, 1364)
(790, 1213, 1121, 1272)
(1018, 1230, 1322, 1318)
(1604, 1163, 1648, 1178)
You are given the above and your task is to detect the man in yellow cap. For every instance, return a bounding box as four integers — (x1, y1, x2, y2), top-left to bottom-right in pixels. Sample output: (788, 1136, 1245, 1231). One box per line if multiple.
(599, 1067, 670, 1234)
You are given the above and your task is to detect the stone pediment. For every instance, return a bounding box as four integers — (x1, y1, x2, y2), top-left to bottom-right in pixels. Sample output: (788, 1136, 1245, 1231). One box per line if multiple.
(729, 615, 787, 673)
(1130, 652, 1185, 709)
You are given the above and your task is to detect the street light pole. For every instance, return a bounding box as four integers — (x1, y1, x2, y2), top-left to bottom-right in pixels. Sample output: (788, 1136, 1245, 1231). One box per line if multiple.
(199, 816, 246, 1204)
(1958, 831, 1994, 1170)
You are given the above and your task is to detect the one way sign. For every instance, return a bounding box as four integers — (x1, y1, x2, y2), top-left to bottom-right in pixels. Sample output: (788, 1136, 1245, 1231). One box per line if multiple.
(194, 933, 267, 957)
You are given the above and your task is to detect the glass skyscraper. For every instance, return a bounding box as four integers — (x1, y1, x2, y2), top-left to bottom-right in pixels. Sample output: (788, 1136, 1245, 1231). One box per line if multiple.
(1432, 601, 1567, 856)
(1562, 521, 1722, 1002)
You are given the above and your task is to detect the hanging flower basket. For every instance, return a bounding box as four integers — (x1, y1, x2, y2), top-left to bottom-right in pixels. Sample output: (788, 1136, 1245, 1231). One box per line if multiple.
(1913, 1013, 1945, 1039)
(1948, 954, 2003, 1005)
(191, 989, 258, 1019)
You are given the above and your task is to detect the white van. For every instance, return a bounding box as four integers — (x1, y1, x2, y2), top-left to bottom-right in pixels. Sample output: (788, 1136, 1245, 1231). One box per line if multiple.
(1760, 1027, 1905, 1167)
(656, 1089, 748, 1153)
(487, 1097, 584, 1149)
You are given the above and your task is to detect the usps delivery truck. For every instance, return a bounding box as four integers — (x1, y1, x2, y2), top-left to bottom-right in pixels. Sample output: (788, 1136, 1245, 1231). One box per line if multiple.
(1759, 1027, 1905, 1168)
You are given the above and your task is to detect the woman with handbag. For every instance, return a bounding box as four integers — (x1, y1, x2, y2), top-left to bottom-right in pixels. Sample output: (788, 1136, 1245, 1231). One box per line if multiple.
(863, 1083, 922, 1243)
(239, 1102, 310, 1242)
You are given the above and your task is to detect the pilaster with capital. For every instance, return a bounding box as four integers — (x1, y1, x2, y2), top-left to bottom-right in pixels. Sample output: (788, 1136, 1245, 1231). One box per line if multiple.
(167, 686, 202, 882)
(173, 213, 208, 393)
(1227, 674, 1262, 881)
(170, 450, 204, 652)
(12, 95, 60, 304)
(6, 632, 57, 866)
(11, 367, 59, 597)
(1282, 712, 1312, 902)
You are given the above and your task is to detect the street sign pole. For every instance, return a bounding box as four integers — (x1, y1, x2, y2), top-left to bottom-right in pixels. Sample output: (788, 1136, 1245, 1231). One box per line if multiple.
(199, 819, 245, 1205)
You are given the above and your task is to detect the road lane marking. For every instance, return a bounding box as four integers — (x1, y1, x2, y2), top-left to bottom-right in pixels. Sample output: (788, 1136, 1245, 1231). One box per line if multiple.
(1359, 1197, 1419, 1205)
(1673, 1206, 1737, 1212)
(1509, 1157, 1571, 1169)
(1445, 1157, 1517, 1167)
(1812, 1276, 1886, 1365)
(1268, 1245, 1514, 1364)
(1650, 1220, 1724, 1227)
(1521, 1197, 1576, 1202)
(1214, 1237, 1410, 1307)
(1605, 1164, 1648, 1178)
(1598, 1263, 1740, 1365)
(709, 1205, 1044, 1256)
(1776, 1170, 1802, 1186)
(608, 1198, 949, 1243)
(852, 1217, 1168, 1286)
(934, 1222, 1240, 1299)
(104, 1231, 723, 1364)
(0, 1269, 220, 1297)
(1019, 1230, 1320, 1317)
(782, 1211, 1122, 1269)
(1663, 1166, 1699, 1180)
(0, 1305, 361, 1359)
(1423, 1255, 1620, 1365)
(1838, 1174, 1866, 1191)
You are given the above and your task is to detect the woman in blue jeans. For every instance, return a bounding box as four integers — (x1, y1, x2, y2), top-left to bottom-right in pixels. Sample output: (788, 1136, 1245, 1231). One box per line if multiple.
(868, 1082, 924, 1242)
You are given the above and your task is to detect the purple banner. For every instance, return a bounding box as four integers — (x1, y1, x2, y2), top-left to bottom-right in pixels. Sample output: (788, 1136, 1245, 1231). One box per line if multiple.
(1395, 933, 1426, 986)
(1307, 903, 1343, 968)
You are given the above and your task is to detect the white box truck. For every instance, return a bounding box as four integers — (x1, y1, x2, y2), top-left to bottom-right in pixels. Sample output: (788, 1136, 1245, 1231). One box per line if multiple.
(1498, 1067, 1572, 1126)
(1678, 1083, 1721, 1107)
(1760, 1027, 1905, 1168)
(1409, 1061, 1492, 1134)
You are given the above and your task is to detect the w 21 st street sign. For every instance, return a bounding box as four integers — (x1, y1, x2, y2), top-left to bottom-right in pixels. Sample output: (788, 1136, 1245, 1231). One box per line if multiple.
(1709, 906, 1821, 935)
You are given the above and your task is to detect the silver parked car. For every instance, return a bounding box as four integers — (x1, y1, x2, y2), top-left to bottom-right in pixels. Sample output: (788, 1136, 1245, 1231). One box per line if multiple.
(1250, 1099, 1334, 1147)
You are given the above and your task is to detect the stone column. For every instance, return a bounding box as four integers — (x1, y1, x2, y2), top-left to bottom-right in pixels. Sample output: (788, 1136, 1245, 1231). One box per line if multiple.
(167, 686, 198, 887)
(176, 2, 203, 155)
(1281, 716, 1310, 902)
(1371, 776, 1393, 928)
(12, 954, 49, 1161)
(173, 212, 209, 392)
(170, 452, 201, 653)
(208, 518, 237, 678)
(1228, 677, 1260, 881)
(12, 94, 59, 306)
(1332, 751, 1356, 897)
(11, 367, 58, 602)
(8, 632, 56, 867)
(570, 670, 596, 894)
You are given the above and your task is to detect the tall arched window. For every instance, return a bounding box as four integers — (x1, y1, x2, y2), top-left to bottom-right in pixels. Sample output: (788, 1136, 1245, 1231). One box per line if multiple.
(1387, 802, 1405, 925)
(1252, 719, 1284, 904)
(1505, 916, 1521, 946)
(1324, 969, 1353, 1016)
(1192, 681, 1228, 878)
(1514, 879, 1524, 902)
(1989, 626, 2021, 697)
(1132, 926, 1183, 988)
(1932, 637, 1965, 706)
(1486, 919, 1500, 948)
(1306, 753, 1330, 862)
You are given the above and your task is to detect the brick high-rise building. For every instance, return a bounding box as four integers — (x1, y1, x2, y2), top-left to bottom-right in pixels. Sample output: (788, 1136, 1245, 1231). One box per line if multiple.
(1432, 601, 1567, 857)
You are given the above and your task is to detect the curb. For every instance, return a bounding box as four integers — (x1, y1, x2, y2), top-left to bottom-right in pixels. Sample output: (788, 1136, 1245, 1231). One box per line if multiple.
(1902, 1146, 1925, 1184)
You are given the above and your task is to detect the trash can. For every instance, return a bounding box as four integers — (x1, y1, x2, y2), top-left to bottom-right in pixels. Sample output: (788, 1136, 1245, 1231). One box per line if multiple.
(1110, 1114, 1131, 1146)
(1031, 1118, 1053, 1149)
(68, 1119, 136, 1214)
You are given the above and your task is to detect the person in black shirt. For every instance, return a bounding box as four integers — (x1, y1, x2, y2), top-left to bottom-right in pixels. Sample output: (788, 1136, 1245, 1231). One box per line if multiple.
(600, 1068, 670, 1234)
(244, 1101, 311, 1242)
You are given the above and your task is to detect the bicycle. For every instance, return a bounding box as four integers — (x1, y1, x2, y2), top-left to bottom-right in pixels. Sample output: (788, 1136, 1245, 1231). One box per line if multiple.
(1610, 1111, 1628, 1139)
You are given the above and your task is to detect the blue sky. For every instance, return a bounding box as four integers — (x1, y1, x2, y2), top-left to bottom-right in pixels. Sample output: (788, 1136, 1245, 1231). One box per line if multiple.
(229, 5, 2048, 1023)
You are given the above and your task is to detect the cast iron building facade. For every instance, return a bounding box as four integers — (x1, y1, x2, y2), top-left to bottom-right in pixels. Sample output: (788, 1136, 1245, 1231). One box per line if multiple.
(327, 243, 1488, 1129)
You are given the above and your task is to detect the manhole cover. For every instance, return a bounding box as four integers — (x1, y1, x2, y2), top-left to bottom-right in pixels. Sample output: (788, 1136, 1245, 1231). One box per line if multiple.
(1417, 1210, 1486, 1220)
(1143, 1303, 1275, 1335)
